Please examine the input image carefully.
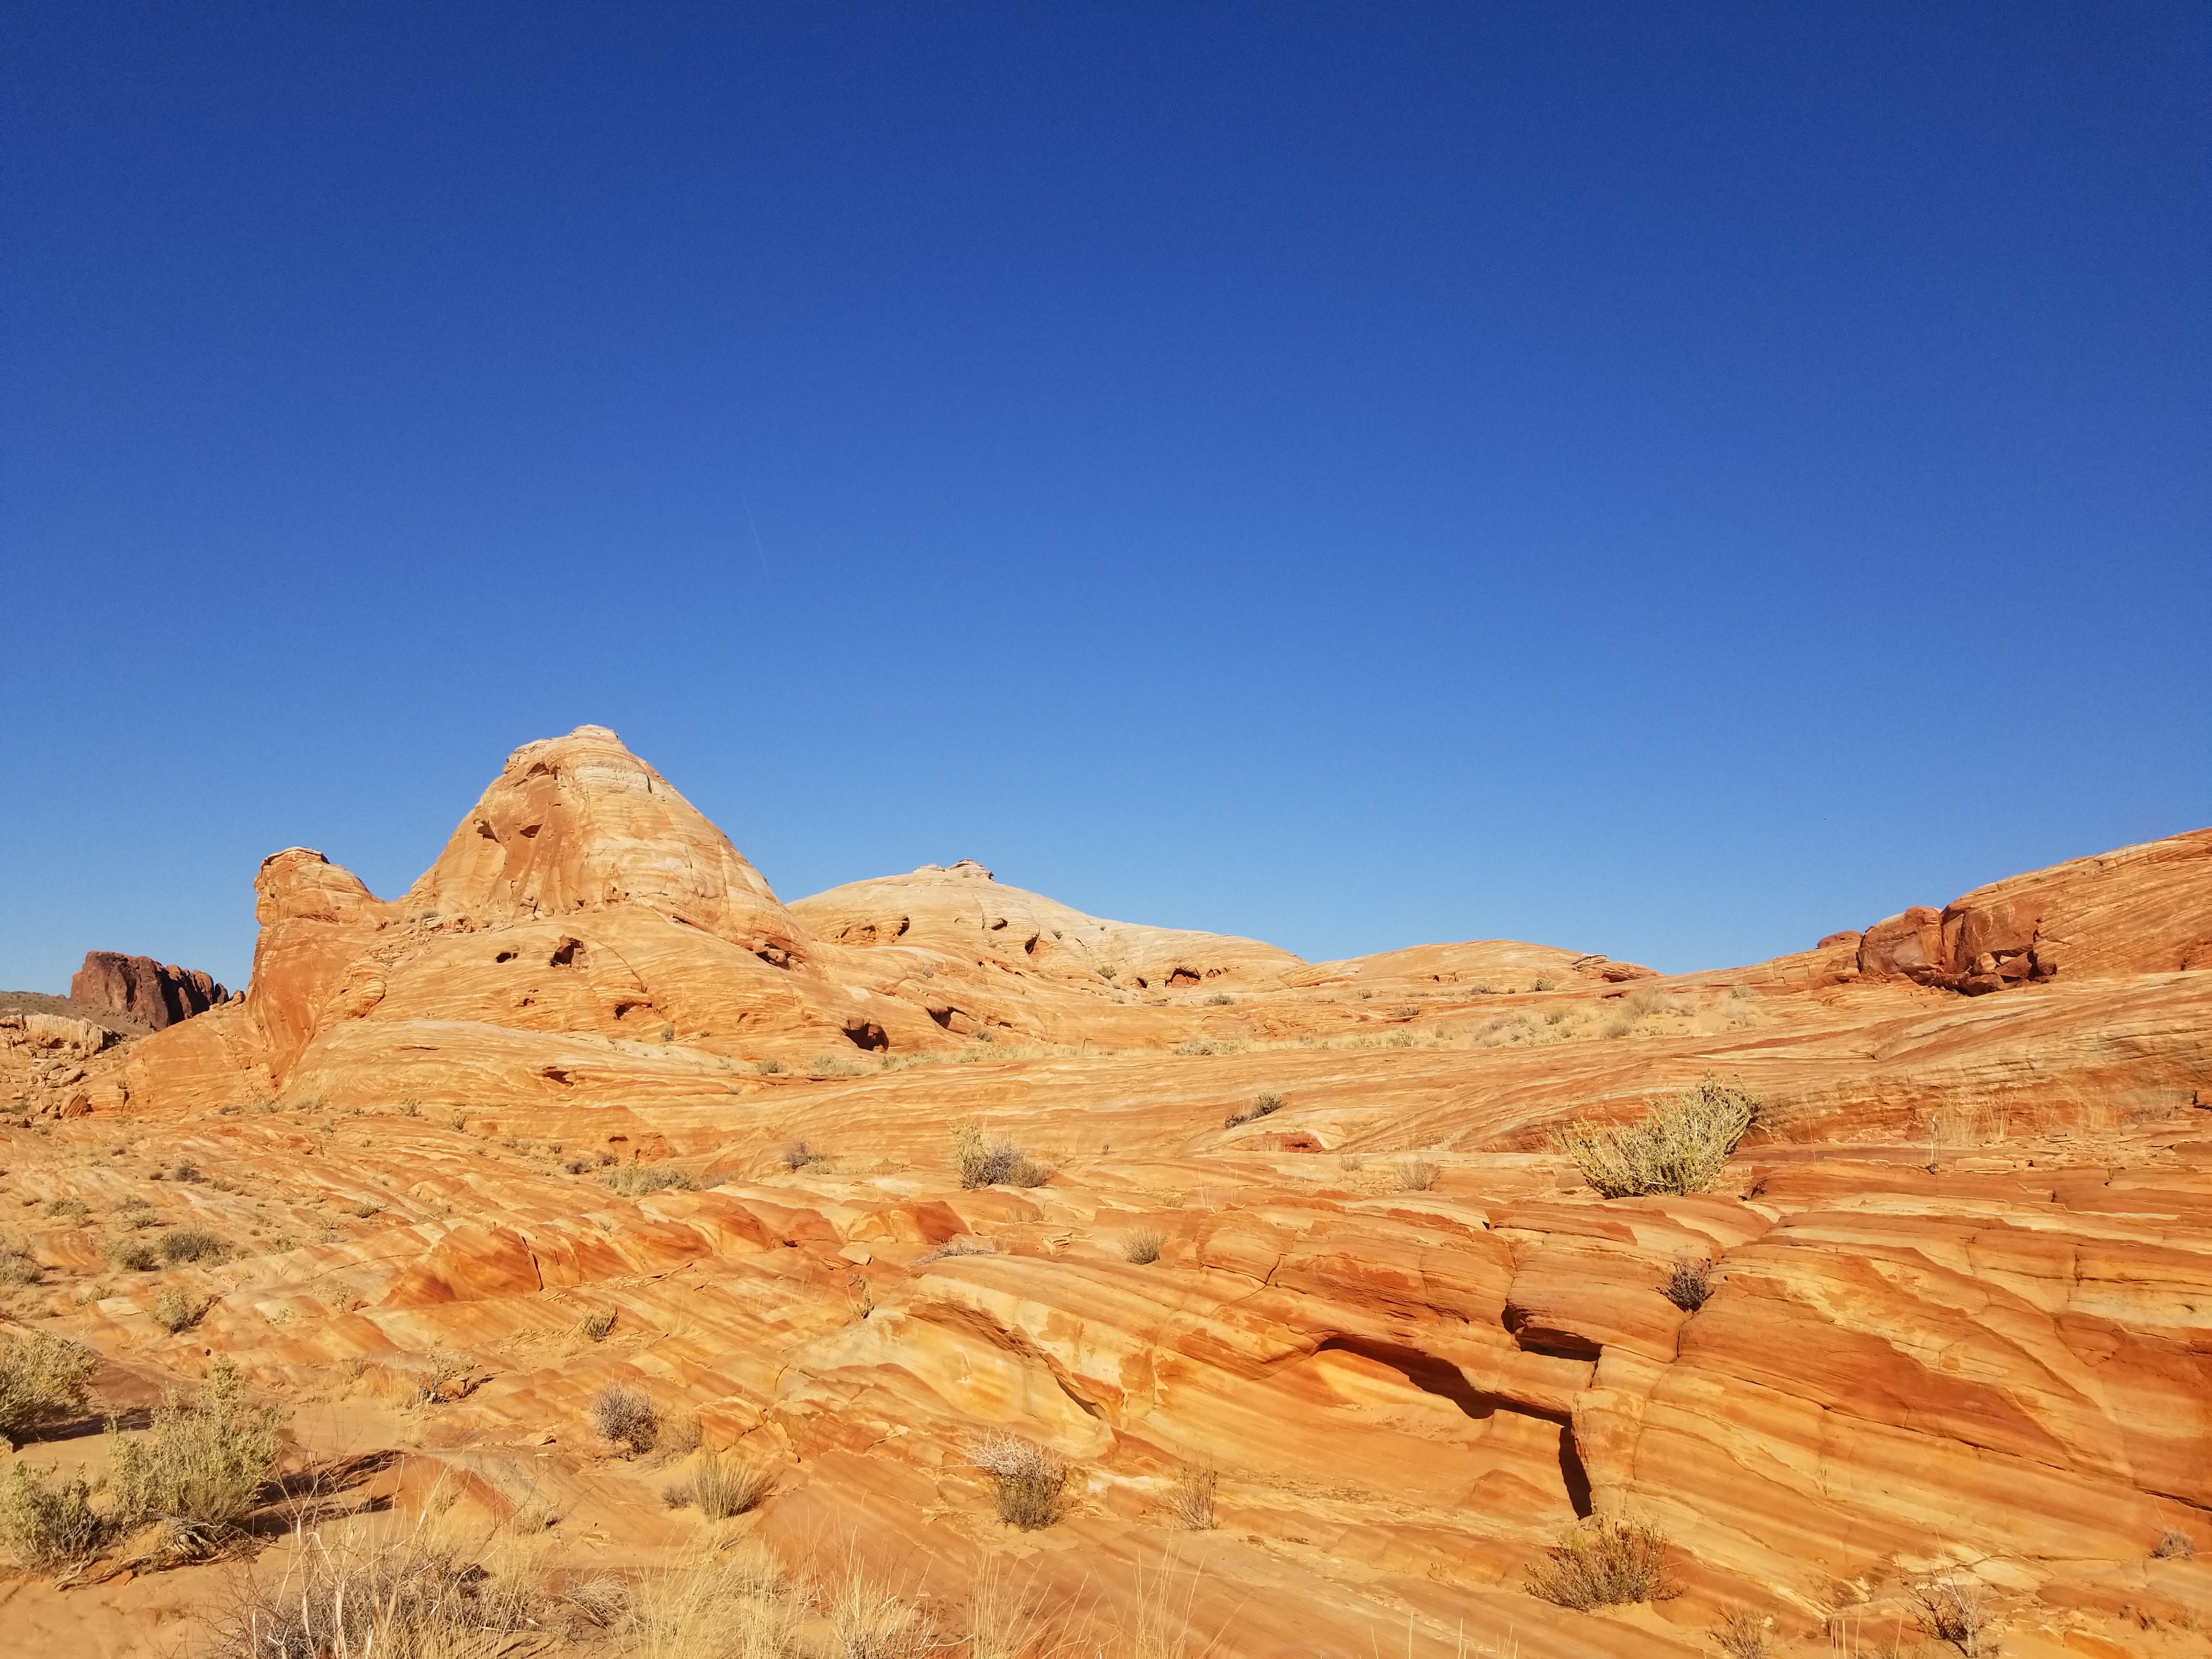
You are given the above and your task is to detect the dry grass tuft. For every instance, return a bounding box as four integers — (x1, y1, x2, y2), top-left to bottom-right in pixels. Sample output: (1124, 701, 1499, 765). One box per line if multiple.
(970, 1432, 1069, 1531)
(1553, 1077, 1759, 1198)
(213, 1517, 554, 1659)
(592, 1382, 659, 1456)
(602, 1163, 699, 1197)
(671, 1451, 775, 1519)
(108, 1359, 287, 1555)
(0, 1327, 98, 1444)
(954, 1124, 1052, 1189)
(623, 1542, 800, 1659)
(1394, 1156, 1440, 1192)
(1120, 1228, 1166, 1265)
(579, 1308, 618, 1342)
(2153, 1527, 2196, 1560)
(1525, 1515, 1675, 1611)
(1164, 1464, 1216, 1532)
(1713, 1607, 1771, 1658)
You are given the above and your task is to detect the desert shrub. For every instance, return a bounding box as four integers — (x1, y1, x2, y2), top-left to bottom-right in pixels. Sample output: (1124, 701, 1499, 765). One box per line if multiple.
(1553, 1078, 1760, 1199)
(1910, 1576, 1994, 1656)
(212, 1522, 552, 1659)
(1525, 1515, 1674, 1611)
(108, 1237, 162, 1272)
(601, 1163, 699, 1198)
(170, 1161, 204, 1183)
(0, 1328, 99, 1444)
(780, 1141, 827, 1171)
(754, 1058, 786, 1074)
(664, 1451, 775, 1520)
(953, 1125, 1051, 1190)
(2153, 1527, 2196, 1560)
(1395, 1156, 1440, 1192)
(0, 1462, 104, 1568)
(1713, 1608, 1771, 1659)
(1532, 977, 1558, 991)
(108, 1361, 287, 1550)
(591, 1383, 658, 1456)
(1662, 1257, 1716, 1311)
(1166, 1463, 1216, 1531)
(0, 1240, 41, 1286)
(807, 1053, 864, 1077)
(44, 1197, 91, 1223)
(912, 1236, 995, 1266)
(162, 1226, 232, 1265)
(154, 1287, 211, 1333)
(579, 1308, 617, 1342)
(1120, 1228, 1165, 1265)
(1600, 1015, 1635, 1040)
(970, 1434, 1066, 1531)
(1223, 1090, 1284, 1128)
(116, 1199, 161, 1229)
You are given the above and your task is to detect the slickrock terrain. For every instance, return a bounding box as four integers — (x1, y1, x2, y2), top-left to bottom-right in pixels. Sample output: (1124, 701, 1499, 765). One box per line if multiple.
(3, 725, 2208, 1658)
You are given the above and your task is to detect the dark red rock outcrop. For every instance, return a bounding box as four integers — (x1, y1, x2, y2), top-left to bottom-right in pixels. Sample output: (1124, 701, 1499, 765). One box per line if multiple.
(1857, 826, 2212, 995)
(69, 951, 234, 1030)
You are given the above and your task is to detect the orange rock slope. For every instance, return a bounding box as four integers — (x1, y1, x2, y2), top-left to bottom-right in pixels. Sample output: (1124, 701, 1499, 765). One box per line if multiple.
(5, 725, 2210, 1659)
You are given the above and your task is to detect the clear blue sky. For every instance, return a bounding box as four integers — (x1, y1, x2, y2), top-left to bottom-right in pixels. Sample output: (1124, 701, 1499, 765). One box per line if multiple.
(4, 3, 2207, 992)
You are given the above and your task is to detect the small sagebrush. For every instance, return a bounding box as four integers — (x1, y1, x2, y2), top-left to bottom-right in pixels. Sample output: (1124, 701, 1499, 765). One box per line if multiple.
(953, 1125, 1052, 1189)
(579, 1309, 617, 1342)
(108, 1360, 287, 1552)
(1525, 1515, 1674, 1611)
(779, 1141, 828, 1171)
(1910, 1576, 1994, 1657)
(161, 1226, 232, 1265)
(1662, 1257, 1716, 1312)
(970, 1433, 1067, 1530)
(154, 1286, 211, 1333)
(591, 1383, 659, 1456)
(0, 1462, 104, 1568)
(601, 1163, 699, 1197)
(2153, 1527, 2196, 1560)
(1553, 1077, 1759, 1198)
(0, 1328, 99, 1445)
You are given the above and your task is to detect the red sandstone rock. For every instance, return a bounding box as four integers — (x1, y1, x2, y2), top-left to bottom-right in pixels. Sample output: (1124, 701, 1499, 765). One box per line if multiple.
(67, 950, 233, 1029)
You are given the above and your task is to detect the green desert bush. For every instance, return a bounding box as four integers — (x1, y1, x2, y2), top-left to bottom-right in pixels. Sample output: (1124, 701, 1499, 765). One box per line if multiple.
(1553, 1077, 1759, 1198)
(108, 1361, 287, 1550)
(154, 1286, 211, 1334)
(0, 1462, 104, 1568)
(1525, 1515, 1675, 1611)
(0, 1328, 99, 1444)
(108, 1237, 162, 1272)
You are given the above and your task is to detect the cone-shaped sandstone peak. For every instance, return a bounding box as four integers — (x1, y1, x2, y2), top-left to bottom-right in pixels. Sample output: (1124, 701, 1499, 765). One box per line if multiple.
(403, 725, 802, 951)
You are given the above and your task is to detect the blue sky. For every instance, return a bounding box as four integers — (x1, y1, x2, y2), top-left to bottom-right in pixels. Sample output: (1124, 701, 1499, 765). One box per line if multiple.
(3, 2, 2206, 991)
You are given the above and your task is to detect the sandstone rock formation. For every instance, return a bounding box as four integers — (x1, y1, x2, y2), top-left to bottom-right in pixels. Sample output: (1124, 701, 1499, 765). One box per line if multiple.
(67, 950, 233, 1029)
(4, 726, 2208, 1659)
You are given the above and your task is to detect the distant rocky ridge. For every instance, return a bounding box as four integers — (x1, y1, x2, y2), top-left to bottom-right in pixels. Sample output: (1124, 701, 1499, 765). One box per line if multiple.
(68, 950, 234, 1030)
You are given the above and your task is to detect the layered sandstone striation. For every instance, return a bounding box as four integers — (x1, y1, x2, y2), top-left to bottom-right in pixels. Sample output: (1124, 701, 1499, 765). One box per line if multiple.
(4, 726, 2209, 1659)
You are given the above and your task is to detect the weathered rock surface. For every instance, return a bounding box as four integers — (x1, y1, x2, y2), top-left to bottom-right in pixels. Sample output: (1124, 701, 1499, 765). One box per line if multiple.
(67, 950, 233, 1028)
(7, 726, 2210, 1659)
